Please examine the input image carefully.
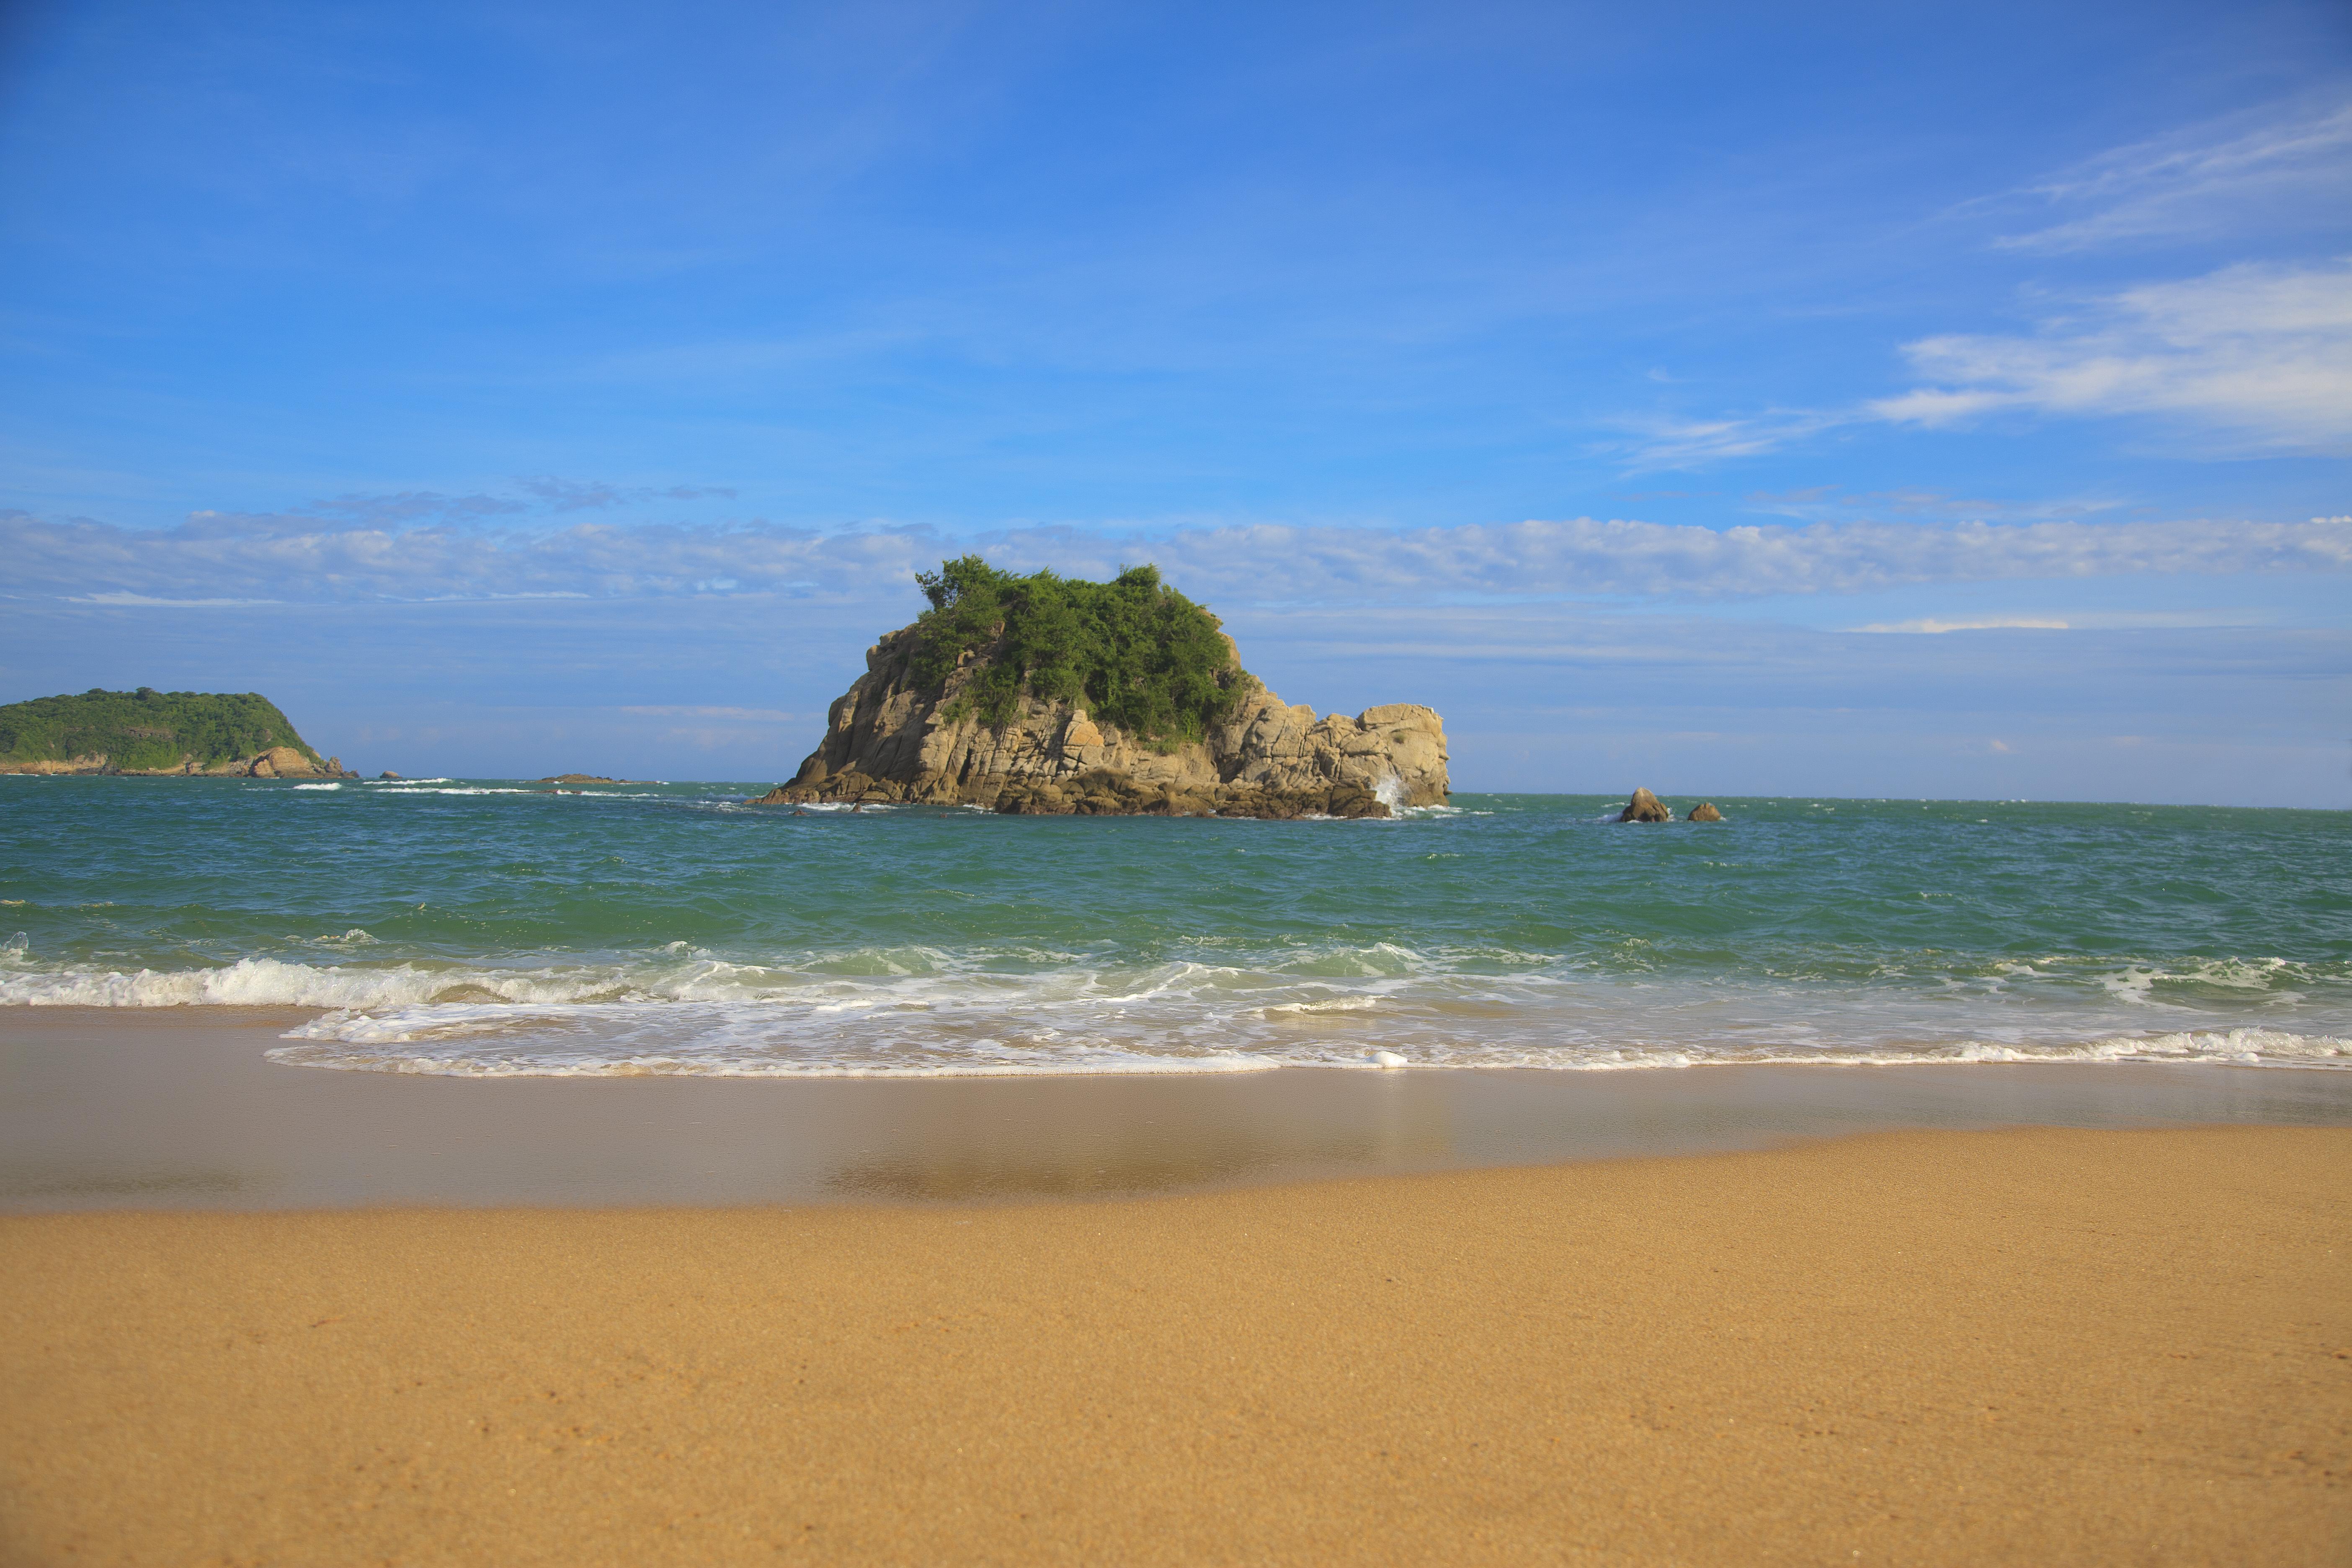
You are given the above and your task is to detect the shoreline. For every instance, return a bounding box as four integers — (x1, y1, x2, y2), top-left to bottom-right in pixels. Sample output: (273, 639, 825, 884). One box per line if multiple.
(8, 1005, 2352, 1210)
(5, 1124, 2347, 1564)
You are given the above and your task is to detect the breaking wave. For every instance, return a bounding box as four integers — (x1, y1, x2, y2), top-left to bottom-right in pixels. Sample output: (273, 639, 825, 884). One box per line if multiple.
(4, 940, 2342, 1078)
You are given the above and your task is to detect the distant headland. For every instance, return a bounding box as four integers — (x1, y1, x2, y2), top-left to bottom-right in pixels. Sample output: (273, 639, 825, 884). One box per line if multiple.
(0, 689, 351, 778)
(752, 556, 1449, 818)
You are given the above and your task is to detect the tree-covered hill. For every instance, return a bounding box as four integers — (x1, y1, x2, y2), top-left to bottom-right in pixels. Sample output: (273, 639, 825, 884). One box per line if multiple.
(0, 689, 325, 772)
(908, 556, 1254, 744)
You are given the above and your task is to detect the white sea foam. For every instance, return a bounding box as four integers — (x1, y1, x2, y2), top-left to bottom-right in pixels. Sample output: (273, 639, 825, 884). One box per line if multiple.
(255, 1009, 2352, 1078)
(6, 940, 2345, 1079)
(0, 955, 601, 1009)
(292, 782, 341, 791)
(372, 786, 538, 796)
(1263, 995, 1383, 1016)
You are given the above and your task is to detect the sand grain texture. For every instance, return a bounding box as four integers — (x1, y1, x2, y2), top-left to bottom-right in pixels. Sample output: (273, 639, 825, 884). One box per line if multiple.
(3, 1124, 2348, 1565)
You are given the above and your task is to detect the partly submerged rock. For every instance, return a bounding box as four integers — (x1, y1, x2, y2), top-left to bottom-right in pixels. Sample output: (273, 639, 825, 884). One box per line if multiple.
(1618, 787, 1673, 823)
(1686, 802, 1724, 822)
(755, 618, 1448, 819)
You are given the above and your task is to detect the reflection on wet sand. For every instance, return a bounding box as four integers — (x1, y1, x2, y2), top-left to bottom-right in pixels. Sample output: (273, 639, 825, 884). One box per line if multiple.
(7, 1007, 2352, 1210)
(0, 1165, 255, 1200)
(826, 1089, 1456, 1199)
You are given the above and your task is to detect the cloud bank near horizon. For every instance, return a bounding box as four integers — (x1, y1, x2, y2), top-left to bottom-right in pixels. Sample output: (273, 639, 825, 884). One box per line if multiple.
(8, 507, 2348, 611)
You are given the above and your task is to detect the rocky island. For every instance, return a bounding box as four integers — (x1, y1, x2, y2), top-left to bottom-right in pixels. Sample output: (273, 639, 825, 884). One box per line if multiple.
(753, 557, 1448, 818)
(0, 689, 351, 777)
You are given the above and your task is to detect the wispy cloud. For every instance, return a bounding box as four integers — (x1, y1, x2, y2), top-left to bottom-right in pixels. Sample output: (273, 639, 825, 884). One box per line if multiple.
(518, 477, 739, 512)
(1742, 486, 2124, 524)
(1611, 410, 1847, 470)
(1987, 99, 2352, 254)
(1628, 258, 2352, 466)
(181, 493, 527, 538)
(616, 705, 797, 721)
(1849, 610, 2268, 634)
(1869, 258, 2352, 454)
(1852, 616, 2069, 634)
(68, 591, 287, 607)
(178, 476, 738, 537)
(8, 507, 2346, 611)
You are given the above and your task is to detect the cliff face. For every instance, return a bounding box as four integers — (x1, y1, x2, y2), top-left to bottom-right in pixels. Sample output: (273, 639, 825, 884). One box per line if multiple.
(759, 624, 1448, 818)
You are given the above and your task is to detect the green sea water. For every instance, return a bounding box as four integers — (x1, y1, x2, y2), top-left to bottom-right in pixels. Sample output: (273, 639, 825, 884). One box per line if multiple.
(2, 776, 2346, 1076)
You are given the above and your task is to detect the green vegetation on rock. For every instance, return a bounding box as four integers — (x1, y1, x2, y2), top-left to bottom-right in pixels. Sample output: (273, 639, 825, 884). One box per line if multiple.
(0, 689, 323, 771)
(909, 557, 1255, 744)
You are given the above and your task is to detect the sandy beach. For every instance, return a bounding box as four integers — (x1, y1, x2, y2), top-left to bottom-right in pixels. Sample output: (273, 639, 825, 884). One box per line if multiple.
(5, 1122, 2347, 1565)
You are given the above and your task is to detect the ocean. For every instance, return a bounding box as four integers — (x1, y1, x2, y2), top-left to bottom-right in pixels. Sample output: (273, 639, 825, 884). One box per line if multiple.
(2, 776, 2346, 1079)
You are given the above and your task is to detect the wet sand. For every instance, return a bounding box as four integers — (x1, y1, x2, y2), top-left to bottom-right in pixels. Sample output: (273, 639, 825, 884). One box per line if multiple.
(4, 1123, 2349, 1565)
(8, 1007, 2352, 1207)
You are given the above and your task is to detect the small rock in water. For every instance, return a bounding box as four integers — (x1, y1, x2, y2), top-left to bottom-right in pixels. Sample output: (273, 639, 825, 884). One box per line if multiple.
(1369, 1050, 1408, 1069)
(1686, 802, 1724, 822)
(1618, 787, 1672, 823)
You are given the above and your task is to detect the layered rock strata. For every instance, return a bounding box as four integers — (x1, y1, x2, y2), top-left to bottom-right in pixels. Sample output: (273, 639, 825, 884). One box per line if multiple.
(753, 625, 1447, 818)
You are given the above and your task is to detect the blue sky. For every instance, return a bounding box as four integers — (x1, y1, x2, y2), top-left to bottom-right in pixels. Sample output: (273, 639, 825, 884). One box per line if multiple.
(2, 0, 2347, 802)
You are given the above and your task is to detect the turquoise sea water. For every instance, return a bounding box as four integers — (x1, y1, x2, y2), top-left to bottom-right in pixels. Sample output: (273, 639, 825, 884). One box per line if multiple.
(1, 776, 2347, 1077)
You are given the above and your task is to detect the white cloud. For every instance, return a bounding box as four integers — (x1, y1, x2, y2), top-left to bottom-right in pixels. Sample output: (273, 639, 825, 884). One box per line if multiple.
(6, 507, 2347, 610)
(1869, 259, 2352, 454)
(1626, 102, 2352, 469)
(1989, 99, 2352, 254)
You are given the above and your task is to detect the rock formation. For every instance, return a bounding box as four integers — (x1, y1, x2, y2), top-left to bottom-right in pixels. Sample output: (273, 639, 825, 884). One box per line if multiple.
(0, 755, 110, 776)
(245, 747, 357, 779)
(0, 747, 353, 778)
(753, 622, 1448, 819)
(1618, 787, 1673, 823)
(1686, 802, 1724, 822)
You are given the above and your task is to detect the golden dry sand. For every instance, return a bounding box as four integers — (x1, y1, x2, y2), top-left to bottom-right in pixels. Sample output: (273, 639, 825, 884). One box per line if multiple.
(4, 1124, 2348, 1566)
